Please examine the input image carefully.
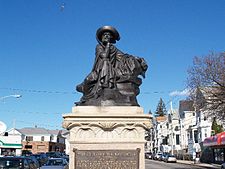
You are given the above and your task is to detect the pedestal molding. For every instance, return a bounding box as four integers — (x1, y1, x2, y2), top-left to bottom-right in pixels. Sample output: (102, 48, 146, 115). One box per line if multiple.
(63, 121, 151, 130)
(63, 106, 152, 169)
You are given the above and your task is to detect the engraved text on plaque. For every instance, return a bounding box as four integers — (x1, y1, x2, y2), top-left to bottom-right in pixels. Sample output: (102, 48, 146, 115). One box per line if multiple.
(73, 149, 140, 169)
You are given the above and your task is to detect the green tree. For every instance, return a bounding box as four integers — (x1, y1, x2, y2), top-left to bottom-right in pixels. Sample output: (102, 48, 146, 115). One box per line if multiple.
(155, 98, 167, 116)
(211, 117, 223, 135)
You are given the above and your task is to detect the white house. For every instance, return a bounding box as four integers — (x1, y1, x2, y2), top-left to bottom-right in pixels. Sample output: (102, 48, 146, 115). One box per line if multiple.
(179, 99, 212, 158)
(0, 128, 22, 156)
(62, 130, 70, 155)
(167, 108, 181, 154)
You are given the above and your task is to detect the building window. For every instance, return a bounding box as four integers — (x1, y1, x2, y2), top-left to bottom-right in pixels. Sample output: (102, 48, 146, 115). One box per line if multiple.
(162, 137, 168, 145)
(199, 132, 201, 139)
(25, 145, 32, 149)
(204, 129, 207, 137)
(50, 136, 53, 142)
(194, 130, 198, 143)
(37, 145, 45, 151)
(176, 135, 180, 145)
(166, 123, 169, 128)
(41, 136, 44, 141)
(190, 131, 193, 139)
(26, 136, 33, 141)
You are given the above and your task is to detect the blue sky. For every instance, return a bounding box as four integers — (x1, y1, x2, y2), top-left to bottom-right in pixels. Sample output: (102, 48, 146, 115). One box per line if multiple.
(0, 0, 224, 130)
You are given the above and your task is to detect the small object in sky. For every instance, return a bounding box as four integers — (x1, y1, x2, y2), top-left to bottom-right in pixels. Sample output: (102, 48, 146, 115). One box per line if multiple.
(60, 2, 65, 11)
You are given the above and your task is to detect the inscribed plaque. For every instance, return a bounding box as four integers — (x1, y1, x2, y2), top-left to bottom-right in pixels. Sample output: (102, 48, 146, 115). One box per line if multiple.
(73, 149, 140, 169)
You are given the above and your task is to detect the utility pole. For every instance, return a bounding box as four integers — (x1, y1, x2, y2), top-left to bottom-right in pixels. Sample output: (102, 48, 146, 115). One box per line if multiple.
(170, 100, 174, 155)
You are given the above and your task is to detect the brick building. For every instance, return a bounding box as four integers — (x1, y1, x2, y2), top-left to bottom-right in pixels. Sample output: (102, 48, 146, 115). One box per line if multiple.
(18, 127, 65, 154)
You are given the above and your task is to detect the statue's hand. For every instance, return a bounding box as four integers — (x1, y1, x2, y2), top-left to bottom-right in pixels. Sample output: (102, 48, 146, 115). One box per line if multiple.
(106, 42, 111, 47)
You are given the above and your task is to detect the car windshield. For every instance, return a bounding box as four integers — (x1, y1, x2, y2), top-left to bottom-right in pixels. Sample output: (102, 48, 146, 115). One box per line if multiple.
(169, 155, 175, 157)
(33, 154, 40, 158)
(47, 159, 64, 166)
(0, 159, 23, 169)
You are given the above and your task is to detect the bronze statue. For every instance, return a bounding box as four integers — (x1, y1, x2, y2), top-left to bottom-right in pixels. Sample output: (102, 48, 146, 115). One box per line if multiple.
(76, 26, 148, 106)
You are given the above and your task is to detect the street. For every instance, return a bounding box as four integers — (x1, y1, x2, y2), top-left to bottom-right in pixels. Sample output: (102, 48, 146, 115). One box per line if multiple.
(145, 159, 206, 169)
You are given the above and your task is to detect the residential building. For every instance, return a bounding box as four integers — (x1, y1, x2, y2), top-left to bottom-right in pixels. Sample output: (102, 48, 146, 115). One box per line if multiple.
(62, 130, 70, 155)
(18, 127, 65, 154)
(179, 99, 212, 158)
(145, 112, 154, 153)
(148, 99, 213, 159)
(0, 128, 22, 156)
(179, 100, 196, 155)
(167, 108, 181, 154)
(154, 116, 167, 153)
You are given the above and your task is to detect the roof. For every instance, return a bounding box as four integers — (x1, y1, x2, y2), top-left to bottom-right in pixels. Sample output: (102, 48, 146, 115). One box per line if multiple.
(179, 100, 194, 112)
(179, 100, 194, 118)
(61, 130, 69, 135)
(156, 116, 167, 122)
(18, 127, 50, 135)
(47, 129, 61, 135)
(14, 127, 66, 136)
(6, 128, 22, 135)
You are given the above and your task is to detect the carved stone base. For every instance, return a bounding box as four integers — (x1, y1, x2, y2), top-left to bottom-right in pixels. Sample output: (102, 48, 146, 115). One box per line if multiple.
(62, 106, 152, 169)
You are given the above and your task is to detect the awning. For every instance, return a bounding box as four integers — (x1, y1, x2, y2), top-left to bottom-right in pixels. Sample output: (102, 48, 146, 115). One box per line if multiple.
(203, 132, 225, 147)
(0, 140, 22, 149)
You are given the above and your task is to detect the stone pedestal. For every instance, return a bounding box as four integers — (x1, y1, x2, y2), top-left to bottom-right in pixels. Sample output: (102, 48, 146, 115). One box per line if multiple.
(62, 106, 152, 169)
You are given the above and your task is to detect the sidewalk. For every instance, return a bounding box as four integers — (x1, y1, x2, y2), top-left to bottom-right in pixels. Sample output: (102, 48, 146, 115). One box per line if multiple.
(177, 160, 221, 169)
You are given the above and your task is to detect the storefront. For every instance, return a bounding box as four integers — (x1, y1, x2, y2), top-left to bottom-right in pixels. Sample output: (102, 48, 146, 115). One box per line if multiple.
(203, 131, 225, 164)
(0, 136, 22, 156)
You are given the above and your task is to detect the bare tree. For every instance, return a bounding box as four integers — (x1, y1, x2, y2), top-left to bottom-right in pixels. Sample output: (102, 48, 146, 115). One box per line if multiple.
(187, 52, 225, 124)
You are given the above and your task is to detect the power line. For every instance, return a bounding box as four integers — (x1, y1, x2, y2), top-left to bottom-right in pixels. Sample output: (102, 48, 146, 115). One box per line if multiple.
(0, 87, 185, 95)
(0, 87, 77, 95)
(0, 109, 63, 115)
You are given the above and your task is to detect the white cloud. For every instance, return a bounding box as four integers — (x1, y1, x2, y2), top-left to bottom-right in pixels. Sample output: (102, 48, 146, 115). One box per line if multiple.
(169, 89, 190, 97)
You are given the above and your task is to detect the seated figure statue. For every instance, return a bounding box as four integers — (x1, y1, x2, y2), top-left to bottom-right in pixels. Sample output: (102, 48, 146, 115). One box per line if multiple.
(76, 26, 148, 106)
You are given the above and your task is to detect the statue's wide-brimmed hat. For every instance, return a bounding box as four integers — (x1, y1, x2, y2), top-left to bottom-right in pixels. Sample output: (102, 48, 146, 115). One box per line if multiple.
(96, 26, 120, 43)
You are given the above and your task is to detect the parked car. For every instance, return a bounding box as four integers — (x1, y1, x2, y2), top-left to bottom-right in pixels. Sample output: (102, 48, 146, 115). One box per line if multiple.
(158, 154, 163, 161)
(33, 153, 48, 166)
(40, 158, 68, 169)
(27, 155, 41, 169)
(46, 152, 61, 158)
(164, 154, 177, 163)
(159, 154, 167, 161)
(154, 152, 163, 160)
(0, 156, 38, 169)
(145, 152, 152, 159)
(62, 156, 69, 163)
(22, 150, 33, 156)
